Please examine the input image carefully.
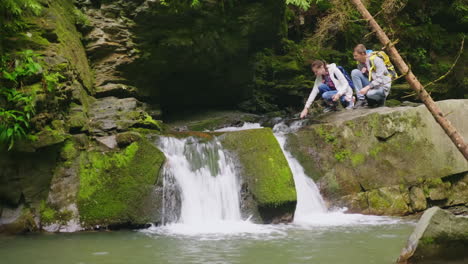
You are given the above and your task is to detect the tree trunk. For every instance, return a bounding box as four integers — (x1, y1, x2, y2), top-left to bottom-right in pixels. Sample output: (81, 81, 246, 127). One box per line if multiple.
(350, 0, 468, 161)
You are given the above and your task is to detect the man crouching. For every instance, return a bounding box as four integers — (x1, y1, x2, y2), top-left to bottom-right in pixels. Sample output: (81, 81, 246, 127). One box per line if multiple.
(352, 44, 392, 108)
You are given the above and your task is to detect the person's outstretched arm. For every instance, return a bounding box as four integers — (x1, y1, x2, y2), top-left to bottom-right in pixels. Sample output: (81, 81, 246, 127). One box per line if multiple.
(301, 77, 321, 118)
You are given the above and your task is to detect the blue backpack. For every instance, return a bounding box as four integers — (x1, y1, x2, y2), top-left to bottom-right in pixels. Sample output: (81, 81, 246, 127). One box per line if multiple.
(337, 66, 355, 90)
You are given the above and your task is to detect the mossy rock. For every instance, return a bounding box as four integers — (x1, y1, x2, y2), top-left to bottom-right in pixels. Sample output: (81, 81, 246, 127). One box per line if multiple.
(0, 207, 37, 234)
(367, 186, 411, 215)
(220, 128, 296, 207)
(287, 100, 468, 211)
(116, 132, 143, 148)
(166, 110, 261, 132)
(39, 201, 73, 226)
(398, 207, 468, 263)
(13, 126, 69, 152)
(45, 0, 94, 92)
(68, 107, 88, 133)
(77, 137, 165, 227)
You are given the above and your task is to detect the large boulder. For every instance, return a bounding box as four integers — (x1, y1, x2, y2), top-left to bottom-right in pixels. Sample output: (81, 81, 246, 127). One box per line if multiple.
(77, 136, 165, 228)
(397, 207, 468, 263)
(287, 100, 468, 215)
(220, 128, 297, 223)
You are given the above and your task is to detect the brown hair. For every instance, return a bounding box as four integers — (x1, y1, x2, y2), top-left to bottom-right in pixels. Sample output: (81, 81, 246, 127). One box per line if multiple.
(310, 60, 327, 70)
(354, 44, 367, 55)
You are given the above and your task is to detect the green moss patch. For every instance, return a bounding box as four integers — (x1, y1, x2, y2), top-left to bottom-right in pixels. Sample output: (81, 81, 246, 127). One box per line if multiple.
(77, 137, 165, 227)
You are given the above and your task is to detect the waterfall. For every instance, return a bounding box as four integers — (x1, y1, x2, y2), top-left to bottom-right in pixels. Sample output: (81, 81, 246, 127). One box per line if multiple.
(147, 122, 399, 236)
(272, 121, 328, 222)
(158, 136, 242, 226)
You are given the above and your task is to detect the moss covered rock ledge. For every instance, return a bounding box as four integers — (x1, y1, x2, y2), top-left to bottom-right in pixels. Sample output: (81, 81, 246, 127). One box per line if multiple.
(220, 128, 297, 223)
(286, 99, 468, 215)
(77, 136, 165, 228)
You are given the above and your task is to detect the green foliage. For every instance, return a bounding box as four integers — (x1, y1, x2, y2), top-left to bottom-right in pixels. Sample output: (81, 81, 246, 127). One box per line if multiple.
(286, 0, 326, 10)
(43, 72, 64, 92)
(452, 0, 468, 24)
(0, 50, 41, 149)
(239, 39, 316, 113)
(73, 8, 90, 27)
(132, 0, 287, 110)
(0, 50, 64, 150)
(245, 0, 466, 113)
(0, 0, 42, 35)
(1, 50, 42, 82)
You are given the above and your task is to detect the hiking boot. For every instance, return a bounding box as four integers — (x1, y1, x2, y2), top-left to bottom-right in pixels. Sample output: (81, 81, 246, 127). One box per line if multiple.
(345, 96, 356, 110)
(367, 99, 385, 108)
(354, 99, 368, 109)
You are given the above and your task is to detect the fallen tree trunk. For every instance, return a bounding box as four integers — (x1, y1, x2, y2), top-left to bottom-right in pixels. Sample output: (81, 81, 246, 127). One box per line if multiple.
(350, 0, 468, 161)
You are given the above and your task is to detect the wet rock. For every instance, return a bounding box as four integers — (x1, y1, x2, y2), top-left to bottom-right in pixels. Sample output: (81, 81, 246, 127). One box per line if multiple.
(96, 135, 117, 149)
(165, 110, 261, 132)
(68, 104, 89, 133)
(397, 207, 468, 264)
(0, 206, 38, 234)
(447, 173, 468, 207)
(367, 186, 411, 215)
(86, 41, 121, 61)
(410, 187, 428, 212)
(32, 130, 69, 150)
(88, 96, 155, 135)
(39, 139, 86, 232)
(72, 134, 90, 150)
(77, 137, 165, 228)
(220, 128, 297, 222)
(116, 131, 142, 148)
(69, 81, 90, 105)
(0, 165, 23, 206)
(101, 4, 122, 18)
(337, 192, 369, 213)
(14, 127, 69, 153)
(82, 4, 137, 92)
(95, 83, 137, 99)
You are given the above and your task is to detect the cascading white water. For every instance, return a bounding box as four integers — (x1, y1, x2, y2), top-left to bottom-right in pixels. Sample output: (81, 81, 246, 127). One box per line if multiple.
(149, 122, 401, 236)
(272, 120, 398, 227)
(158, 136, 242, 226)
(272, 121, 328, 223)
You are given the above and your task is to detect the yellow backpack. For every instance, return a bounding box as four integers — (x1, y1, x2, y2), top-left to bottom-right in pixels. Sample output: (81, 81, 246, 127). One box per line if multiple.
(368, 51, 398, 81)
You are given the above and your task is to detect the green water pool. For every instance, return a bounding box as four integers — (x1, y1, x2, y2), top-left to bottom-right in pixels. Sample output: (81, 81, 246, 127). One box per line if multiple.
(0, 219, 414, 264)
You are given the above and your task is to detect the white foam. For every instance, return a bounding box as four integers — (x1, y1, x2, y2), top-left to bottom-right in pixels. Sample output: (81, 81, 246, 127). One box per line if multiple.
(292, 210, 403, 227)
(150, 221, 280, 235)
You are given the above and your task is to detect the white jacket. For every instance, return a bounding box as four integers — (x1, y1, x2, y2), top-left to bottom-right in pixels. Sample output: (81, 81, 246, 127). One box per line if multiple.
(304, 63, 353, 109)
